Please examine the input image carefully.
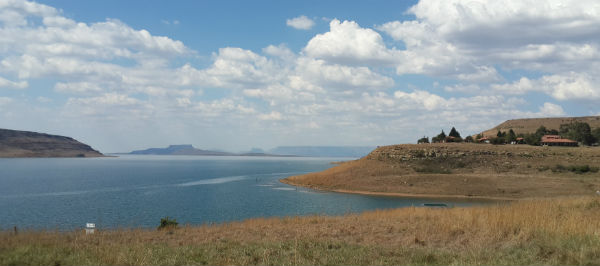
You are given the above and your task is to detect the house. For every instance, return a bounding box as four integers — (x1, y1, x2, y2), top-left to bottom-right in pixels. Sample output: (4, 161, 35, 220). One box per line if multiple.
(477, 137, 490, 144)
(540, 135, 578, 147)
(515, 137, 525, 144)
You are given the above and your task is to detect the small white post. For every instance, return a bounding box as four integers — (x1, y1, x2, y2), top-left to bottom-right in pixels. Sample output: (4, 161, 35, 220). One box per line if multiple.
(85, 223, 95, 235)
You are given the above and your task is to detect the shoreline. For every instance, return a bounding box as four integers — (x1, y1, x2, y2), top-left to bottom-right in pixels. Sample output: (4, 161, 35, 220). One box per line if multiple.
(279, 143, 600, 201)
(280, 178, 520, 201)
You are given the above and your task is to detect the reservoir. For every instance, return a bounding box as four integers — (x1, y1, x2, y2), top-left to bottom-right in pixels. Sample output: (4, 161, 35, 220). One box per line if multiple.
(0, 155, 487, 230)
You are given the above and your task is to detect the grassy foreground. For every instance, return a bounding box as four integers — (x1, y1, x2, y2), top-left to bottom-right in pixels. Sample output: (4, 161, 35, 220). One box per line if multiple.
(2, 196, 600, 265)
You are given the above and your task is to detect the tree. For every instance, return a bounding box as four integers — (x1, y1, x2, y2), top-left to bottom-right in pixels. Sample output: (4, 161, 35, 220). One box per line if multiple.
(535, 126, 548, 136)
(523, 133, 540, 146)
(496, 130, 506, 138)
(524, 125, 551, 146)
(448, 127, 462, 138)
(506, 129, 517, 143)
(432, 130, 446, 143)
(592, 128, 600, 145)
(417, 136, 430, 144)
(465, 136, 474, 143)
(560, 122, 595, 145)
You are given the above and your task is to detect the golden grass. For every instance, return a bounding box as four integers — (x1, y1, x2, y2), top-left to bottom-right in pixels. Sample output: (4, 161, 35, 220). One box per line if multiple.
(2, 196, 600, 265)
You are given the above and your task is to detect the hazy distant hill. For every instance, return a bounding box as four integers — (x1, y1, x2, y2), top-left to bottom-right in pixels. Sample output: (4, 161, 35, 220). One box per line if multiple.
(269, 146, 376, 157)
(477, 116, 600, 138)
(130, 145, 235, 156)
(0, 128, 103, 158)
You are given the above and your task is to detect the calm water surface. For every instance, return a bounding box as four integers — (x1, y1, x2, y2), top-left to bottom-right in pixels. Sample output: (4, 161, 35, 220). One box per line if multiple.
(0, 155, 489, 230)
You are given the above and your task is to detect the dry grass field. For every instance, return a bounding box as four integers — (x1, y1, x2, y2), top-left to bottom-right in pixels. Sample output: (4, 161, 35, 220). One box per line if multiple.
(284, 143, 600, 199)
(2, 196, 600, 265)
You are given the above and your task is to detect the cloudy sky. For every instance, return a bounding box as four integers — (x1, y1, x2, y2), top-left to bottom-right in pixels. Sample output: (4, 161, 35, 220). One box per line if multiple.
(1, 0, 599, 153)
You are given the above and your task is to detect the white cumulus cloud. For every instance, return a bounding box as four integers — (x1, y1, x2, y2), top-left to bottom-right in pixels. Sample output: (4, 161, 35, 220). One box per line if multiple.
(304, 19, 400, 66)
(286, 15, 315, 30)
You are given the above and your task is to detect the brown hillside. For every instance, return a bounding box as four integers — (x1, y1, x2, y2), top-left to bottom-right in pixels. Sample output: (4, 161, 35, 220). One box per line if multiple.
(477, 116, 600, 138)
(282, 143, 600, 200)
(0, 128, 103, 158)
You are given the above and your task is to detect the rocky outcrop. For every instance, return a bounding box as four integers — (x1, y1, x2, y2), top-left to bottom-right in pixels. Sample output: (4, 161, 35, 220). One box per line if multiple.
(0, 128, 103, 157)
(367, 144, 544, 162)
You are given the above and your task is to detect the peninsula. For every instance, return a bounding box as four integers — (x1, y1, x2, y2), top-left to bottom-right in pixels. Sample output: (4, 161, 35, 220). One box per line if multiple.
(0, 128, 103, 158)
(282, 143, 600, 200)
(284, 116, 600, 200)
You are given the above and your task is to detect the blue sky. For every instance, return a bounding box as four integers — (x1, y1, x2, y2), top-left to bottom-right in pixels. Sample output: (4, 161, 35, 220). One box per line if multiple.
(1, 0, 599, 152)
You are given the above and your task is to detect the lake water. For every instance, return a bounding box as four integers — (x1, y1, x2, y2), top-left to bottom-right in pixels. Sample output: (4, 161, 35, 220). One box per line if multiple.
(0, 155, 488, 230)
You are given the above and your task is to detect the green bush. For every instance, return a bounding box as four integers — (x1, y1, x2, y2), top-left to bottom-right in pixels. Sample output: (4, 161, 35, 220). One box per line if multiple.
(158, 216, 178, 230)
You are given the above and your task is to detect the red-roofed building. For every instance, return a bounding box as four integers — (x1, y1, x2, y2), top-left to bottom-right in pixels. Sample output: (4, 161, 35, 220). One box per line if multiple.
(477, 137, 490, 144)
(540, 135, 578, 147)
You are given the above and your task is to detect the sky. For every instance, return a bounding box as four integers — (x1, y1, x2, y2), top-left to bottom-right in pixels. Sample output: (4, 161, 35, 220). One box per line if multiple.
(1, 0, 600, 153)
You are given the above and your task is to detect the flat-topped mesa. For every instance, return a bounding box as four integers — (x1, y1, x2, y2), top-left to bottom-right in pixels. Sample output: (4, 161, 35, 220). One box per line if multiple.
(477, 115, 600, 138)
(0, 128, 103, 158)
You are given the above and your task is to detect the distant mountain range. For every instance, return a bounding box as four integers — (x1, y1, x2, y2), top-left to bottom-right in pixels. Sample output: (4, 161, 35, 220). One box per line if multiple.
(268, 146, 376, 157)
(130, 145, 234, 156)
(0, 128, 103, 158)
(127, 145, 291, 157)
(126, 145, 375, 158)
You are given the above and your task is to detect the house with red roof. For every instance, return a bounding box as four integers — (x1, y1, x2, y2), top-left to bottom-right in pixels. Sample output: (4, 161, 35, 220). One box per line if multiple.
(540, 135, 578, 147)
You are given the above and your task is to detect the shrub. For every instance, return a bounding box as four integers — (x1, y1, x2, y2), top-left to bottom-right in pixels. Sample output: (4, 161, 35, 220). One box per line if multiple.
(417, 136, 430, 144)
(551, 164, 599, 174)
(158, 216, 178, 230)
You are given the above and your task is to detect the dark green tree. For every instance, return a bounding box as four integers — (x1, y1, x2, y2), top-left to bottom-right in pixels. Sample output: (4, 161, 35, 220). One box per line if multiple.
(560, 122, 595, 145)
(448, 127, 461, 138)
(523, 133, 539, 146)
(506, 129, 517, 143)
(417, 136, 430, 144)
(592, 128, 600, 144)
(496, 130, 506, 138)
(432, 130, 446, 143)
(535, 126, 548, 136)
(465, 136, 474, 143)
(523, 126, 551, 146)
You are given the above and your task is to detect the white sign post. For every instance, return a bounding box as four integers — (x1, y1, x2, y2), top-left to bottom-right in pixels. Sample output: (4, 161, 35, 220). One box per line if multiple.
(85, 223, 95, 235)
